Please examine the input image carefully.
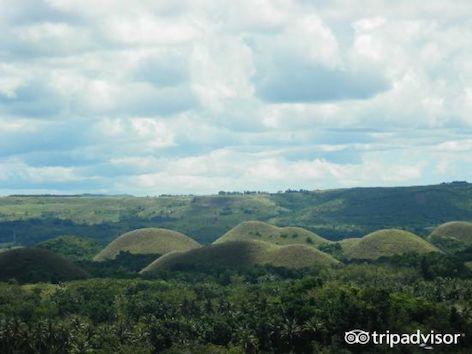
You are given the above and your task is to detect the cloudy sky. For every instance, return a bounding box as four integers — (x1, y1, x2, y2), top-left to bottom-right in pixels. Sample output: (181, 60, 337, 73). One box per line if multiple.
(0, 0, 471, 195)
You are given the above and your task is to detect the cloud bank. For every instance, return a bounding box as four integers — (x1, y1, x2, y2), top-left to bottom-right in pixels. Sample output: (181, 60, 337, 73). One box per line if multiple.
(0, 0, 471, 195)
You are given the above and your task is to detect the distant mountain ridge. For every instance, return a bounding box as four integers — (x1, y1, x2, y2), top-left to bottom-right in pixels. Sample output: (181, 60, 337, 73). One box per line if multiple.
(0, 182, 470, 246)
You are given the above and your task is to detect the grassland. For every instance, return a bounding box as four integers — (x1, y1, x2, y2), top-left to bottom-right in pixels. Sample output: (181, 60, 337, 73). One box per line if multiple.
(343, 229, 439, 260)
(428, 221, 472, 254)
(141, 239, 339, 273)
(429, 221, 472, 244)
(337, 237, 361, 255)
(0, 248, 88, 283)
(93, 228, 201, 261)
(213, 220, 329, 247)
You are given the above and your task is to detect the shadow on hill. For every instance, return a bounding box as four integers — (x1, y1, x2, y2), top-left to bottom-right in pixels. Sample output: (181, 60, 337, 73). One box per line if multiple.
(0, 248, 88, 284)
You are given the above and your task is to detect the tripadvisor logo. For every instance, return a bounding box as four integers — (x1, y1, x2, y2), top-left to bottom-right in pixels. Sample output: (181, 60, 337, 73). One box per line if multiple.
(344, 329, 464, 348)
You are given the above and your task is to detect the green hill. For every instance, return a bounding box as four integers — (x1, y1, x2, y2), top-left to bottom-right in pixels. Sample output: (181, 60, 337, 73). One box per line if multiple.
(429, 221, 472, 253)
(214, 221, 329, 247)
(338, 238, 361, 255)
(141, 239, 339, 273)
(0, 248, 88, 283)
(37, 235, 101, 261)
(93, 228, 201, 261)
(343, 229, 439, 260)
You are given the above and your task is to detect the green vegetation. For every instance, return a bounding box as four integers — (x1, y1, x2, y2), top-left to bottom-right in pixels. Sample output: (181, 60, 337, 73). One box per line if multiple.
(0, 259, 471, 353)
(430, 221, 472, 244)
(0, 183, 471, 352)
(317, 242, 344, 260)
(79, 252, 162, 278)
(0, 182, 471, 246)
(381, 252, 472, 279)
(429, 221, 472, 253)
(37, 235, 101, 261)
(213, 220, 329, 247)
(342, 229, 439, 260)
(142, 240, 338, 273)
(338, 237, 361, 255)
(0, 248, 88, 284)
(93, 228, 201, 261)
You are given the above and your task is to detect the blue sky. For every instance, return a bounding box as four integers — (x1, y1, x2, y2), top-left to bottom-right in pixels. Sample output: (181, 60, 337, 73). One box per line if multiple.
(0, 0, 471, 195)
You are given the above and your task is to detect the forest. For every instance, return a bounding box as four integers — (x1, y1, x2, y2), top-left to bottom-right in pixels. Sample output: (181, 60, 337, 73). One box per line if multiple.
(0, 253, 471, 353)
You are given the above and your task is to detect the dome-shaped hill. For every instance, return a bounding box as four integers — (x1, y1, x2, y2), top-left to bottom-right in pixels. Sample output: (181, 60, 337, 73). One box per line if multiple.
(93, 228, 200, 262)
(429, 222, 472, 250)
(344, 229, 439, 260)
(0, 248, 88, 284)
(338, 238, 361, 254)
(140, 240, 339, 273)
(214, 221, 330, 247)
(264, 244, 339, 269)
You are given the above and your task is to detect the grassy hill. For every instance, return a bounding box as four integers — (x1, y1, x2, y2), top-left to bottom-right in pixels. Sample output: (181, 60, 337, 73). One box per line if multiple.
(430, 221, 472, 244)
(0, 182, 470, 245)
(0, 248, 88, 283)
(343, 229, 439, 260)
(93, 228, 201, 261)
(213, 221, 329, 247)
(141, 239, 339, 273)
(338, 238, 361, 255)
(37, 235, 101, 261)
(428, 221, 472, 253)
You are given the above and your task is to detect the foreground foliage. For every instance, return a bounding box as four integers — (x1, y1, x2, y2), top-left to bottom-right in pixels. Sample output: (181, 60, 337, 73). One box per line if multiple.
(0, 257, 471, 353)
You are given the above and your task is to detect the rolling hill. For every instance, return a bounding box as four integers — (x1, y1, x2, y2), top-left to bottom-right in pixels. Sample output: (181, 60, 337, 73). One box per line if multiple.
(93, 228, 201, 261)
(429, 221, 472, 252)
(338, 238, 361, 255)
(0, 248, 88, 283)
(141, 239, 339, 273)
(430, 221, 472, 243)
(0, 182, 470, 245)
(213, 221, 330, 247)
(343, 229, 439, 260)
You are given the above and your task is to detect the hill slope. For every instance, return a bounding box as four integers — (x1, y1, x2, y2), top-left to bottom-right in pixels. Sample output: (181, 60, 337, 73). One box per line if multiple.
(0, 248, 88, 283)
(344, 229, 439, 260)
(429, 221, 472, 244)
(94, 228, 200, 261)
(213, 221, 329, 247)
(338, 238, 361, 255)
(141, 240, 339, 273)
(429, 221, 472, 253)
(37, 235, 101, 261)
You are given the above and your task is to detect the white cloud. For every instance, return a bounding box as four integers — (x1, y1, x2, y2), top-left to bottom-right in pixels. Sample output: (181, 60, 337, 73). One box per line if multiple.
(0, 0, 470, 194)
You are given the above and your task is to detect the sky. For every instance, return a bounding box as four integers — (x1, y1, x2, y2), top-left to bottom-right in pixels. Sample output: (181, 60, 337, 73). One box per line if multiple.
(0, 0, 471, 195)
